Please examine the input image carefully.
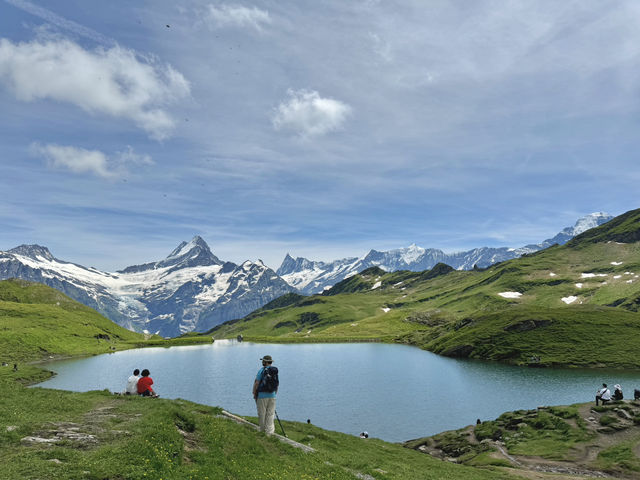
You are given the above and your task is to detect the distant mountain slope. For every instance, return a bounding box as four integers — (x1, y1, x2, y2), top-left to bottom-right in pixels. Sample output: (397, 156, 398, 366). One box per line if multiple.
(213, 208, 640, 369)
(0, 236, 294, 337)
(278, 212, 613, 294)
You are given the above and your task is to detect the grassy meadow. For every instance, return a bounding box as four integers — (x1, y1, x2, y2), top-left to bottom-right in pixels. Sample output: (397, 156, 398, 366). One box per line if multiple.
(210, 210, 640, 368)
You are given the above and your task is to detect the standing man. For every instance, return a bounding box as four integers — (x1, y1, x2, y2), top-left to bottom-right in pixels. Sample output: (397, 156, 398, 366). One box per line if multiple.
(252, 355, 279, 435)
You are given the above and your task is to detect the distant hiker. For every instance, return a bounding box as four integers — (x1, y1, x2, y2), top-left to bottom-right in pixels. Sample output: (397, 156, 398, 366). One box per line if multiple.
(137, 369, 157, 397)
(476, 418, 482, 425)
(126, 369, 140, 395)
(613, 384, 624, 401)
(252, 355, 278, 435)
(359, 431, 369, 439)
(307, 419, 311, 424)
(596, 383, 611, 406)
(13, 363, 17, 372)
(634, 389, 640, 401)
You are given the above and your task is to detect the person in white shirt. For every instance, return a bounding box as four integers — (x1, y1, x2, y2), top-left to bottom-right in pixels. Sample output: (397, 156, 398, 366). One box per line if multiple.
(596, 383, 611, 406)
(126, 369, 140, 395)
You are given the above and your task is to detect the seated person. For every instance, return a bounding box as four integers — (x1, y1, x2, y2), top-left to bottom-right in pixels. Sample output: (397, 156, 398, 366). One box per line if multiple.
(125, 369, 140, 395)
(596, 383, 611, 406)
(137, 369, 157, 397)
(613, 384, 623, 401)
(635, 389, 640, 401)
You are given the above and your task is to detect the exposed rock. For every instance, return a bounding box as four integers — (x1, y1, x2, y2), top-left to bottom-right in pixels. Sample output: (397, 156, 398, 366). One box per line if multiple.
(442, 344, 474, 357)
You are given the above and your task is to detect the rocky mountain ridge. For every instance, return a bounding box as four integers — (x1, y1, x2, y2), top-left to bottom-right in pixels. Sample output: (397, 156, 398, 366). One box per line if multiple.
(278, 212, 614, 294)
(0, 236, 294, 337)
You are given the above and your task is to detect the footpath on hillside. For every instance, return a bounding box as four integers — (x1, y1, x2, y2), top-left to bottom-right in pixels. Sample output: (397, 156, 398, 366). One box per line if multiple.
(405, 398, 640, 479)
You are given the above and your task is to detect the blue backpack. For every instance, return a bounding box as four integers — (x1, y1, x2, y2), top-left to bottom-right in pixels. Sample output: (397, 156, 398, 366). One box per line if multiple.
(258, 366, 279, 393)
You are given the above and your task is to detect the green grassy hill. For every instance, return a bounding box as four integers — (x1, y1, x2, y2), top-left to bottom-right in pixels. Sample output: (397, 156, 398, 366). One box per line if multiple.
(0, 278, 210, 366)
(210, 208, 640, 368)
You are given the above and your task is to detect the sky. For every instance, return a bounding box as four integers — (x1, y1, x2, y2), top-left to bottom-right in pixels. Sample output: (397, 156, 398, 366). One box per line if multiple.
(1, 0, 639, 272)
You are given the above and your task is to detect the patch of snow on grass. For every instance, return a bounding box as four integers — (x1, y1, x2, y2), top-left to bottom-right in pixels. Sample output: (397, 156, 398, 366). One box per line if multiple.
(575, 283, 583, 289)
(498, 292, 522, 298)
(381, 307, 390, 313)
(371, 281, 382, 290)
(562, 296, 578, 304)
(611, 261, 623, 265)
(350, 323, 358, 327)
(581, 273, 596, 278)
(627, 280, 634, 284)
(625, 272, 633, 275)
(614, 275, 622, 279)
(549, 272, 557, 277)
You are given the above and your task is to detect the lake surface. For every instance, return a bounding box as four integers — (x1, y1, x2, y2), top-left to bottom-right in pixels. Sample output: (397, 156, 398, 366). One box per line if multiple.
(37, 341, 640, 442)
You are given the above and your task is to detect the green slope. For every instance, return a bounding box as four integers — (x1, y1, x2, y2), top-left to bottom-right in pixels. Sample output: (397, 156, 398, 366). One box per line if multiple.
(210, 208, 640, 368)
(0, 278, 210, 365)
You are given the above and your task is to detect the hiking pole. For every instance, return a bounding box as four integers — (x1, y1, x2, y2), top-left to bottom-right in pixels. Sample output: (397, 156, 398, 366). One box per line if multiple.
(275, 410, 287, 437)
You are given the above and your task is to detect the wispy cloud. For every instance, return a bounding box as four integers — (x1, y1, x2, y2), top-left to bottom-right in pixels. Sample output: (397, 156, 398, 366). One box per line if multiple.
(272, 89, 351, 137)
(30, 143, 153, 179)
(204, 4, 272, 32)
(4, 0, 115, 46)
(0, 38, 190, 139)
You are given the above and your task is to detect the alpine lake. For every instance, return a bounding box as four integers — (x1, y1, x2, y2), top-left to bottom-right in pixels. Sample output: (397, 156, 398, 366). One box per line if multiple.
(37, 340, 640, 442)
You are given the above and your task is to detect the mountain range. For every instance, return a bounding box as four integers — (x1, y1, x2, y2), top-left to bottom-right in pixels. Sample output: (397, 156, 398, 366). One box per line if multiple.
(277, 212, 613, 294)
(0, 212, 612, 337)
(0, 236, 293, 337)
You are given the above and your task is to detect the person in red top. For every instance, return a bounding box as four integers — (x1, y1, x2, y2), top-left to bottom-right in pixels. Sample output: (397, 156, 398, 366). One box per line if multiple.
(137, 369, 157, 397)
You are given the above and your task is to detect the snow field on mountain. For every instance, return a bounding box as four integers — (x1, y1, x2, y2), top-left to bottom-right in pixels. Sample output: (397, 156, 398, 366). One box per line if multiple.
(499, 292, 522, 298)
(562, 296, 578, 304)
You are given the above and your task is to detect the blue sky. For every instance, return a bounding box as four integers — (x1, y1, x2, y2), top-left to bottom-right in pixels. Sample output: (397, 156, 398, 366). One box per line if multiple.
(1, 0, 638, 271)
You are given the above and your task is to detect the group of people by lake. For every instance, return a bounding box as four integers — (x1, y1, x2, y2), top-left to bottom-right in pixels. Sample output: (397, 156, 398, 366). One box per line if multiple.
(124, 368, 158, 397)
(122, 355, 280, 435)
(595, 383, 626, 405)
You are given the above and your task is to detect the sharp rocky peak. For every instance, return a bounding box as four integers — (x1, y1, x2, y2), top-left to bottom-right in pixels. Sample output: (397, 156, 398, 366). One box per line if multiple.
(8, 244, 55, 261)
(158, 236, 222, 268)
(119, 236, 223, 273)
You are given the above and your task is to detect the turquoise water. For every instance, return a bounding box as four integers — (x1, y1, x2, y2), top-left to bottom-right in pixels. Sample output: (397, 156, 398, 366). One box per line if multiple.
(37, 341, 640, 442)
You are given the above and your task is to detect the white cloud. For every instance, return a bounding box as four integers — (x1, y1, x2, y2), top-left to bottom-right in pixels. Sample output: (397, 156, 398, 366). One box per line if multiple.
(205, 4, 271, 31)
(272, 89, 351, 137)
(0, 38, 190, 139)
(31, 143, 153, 179)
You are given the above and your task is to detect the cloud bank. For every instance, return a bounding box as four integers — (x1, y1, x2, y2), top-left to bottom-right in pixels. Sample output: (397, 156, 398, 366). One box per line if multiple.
(272, 89, 351, 137)
(0, 38, 190, 139)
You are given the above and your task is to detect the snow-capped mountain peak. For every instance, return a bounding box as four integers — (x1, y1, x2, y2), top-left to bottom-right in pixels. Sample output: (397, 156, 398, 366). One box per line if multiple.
(279, 212, 614, 294)
(0, 237, 294, 337)
(119, 236, 223, 274)
(157, 235, 221, 269)
(396, 243, 426, 264)
(8, 244, 56, 262)
(571, 212, 611, 236)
